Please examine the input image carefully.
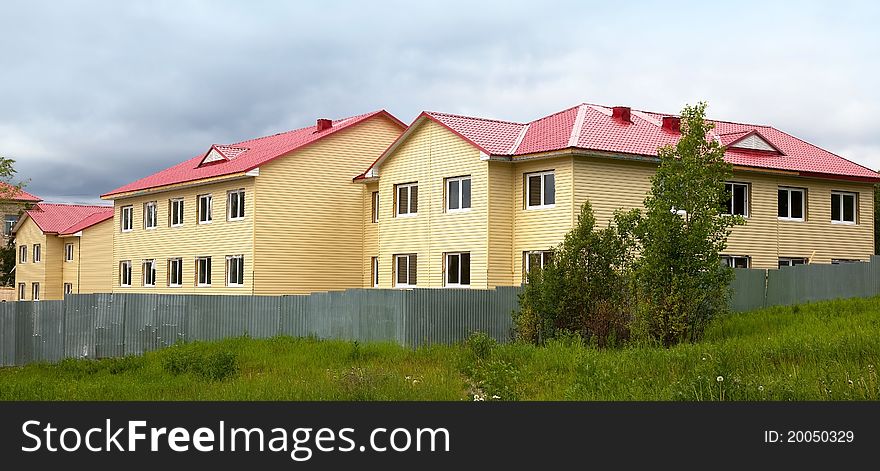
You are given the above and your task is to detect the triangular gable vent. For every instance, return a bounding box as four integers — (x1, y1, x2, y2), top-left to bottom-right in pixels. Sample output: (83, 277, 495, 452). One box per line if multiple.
(200, 145, 249, 166)
(730, 133, 778, 153)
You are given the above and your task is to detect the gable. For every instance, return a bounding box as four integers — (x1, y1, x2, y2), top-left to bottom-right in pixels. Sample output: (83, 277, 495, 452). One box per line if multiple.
(729, 132, 779, 153)
(201, 148, 227, 164)
(374, 118, 481, 177)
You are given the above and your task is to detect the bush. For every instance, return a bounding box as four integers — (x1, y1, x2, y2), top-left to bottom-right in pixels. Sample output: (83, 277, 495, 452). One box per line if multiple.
(161, 344, 238, 381)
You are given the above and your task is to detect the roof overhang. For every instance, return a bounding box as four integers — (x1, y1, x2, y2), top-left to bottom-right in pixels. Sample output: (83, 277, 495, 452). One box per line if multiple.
(102, 171, 256, 200)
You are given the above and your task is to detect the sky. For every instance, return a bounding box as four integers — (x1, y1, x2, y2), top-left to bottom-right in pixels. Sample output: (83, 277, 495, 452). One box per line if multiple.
(1, 0, 878, 203)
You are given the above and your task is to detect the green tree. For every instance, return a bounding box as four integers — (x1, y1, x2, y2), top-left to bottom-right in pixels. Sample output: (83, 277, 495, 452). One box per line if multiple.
(634, 102, 744, 346)
(514, 201, 639, 346)
(0, 154, 23, 286)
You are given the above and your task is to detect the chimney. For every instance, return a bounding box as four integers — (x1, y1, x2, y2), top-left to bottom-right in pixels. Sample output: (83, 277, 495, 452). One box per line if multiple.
(316, 119, 333, 132)
(612, 106, 631, 123)
(661, 116, 681, 133)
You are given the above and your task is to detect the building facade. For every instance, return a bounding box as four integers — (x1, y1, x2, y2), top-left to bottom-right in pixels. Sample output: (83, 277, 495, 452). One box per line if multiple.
(356, 104, 879, 289)
(13, 203, 114, 300)
(101, 110, 405, 295)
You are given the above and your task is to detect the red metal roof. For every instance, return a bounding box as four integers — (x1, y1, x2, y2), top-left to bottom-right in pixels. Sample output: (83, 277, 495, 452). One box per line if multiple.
(0, 182, 41, 202)
(368, 103, 879, 182)
(103, 110, 405, 198)
(22, 203, 113, 235)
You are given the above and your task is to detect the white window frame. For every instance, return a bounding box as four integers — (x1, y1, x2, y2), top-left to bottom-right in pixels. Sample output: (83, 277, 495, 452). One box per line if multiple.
(142, 259, 156, 287)
(19, 245, 27, 263)
(121, 205, 133, 232)
(197, 194, 213, 224)
(525, 170, 555, 210)
(831, 191, 857, 225)
(18, 282, 25, 301)
(724, 182, 749, 218)
(371, 191, 379, 223)
(31, 282, 40, 302)
(777, 187, 806, 222)
(446, 176, 472, 213)
(370, 256, 379, 288)
(120, 260, 132, 287)
(144, 201, 158, 229)
(524, 250, 553, 277)
(196, 256, 212, 287)
(395, 182, 418, 217)
(33, 244, 41, 263)
(64, 283, 73, 295)
(4, 215, 17, 236)
(168, 258, 183, 287)
(226, 255, 244, 287)
(444, 252, 471, 288)
(169, 198, 184, 227)
(65, 243, 74, 262)
(393, 254, 417, 288)
(227, 189, 245, 221)
(778, 257, 808, 268)
(721, 255, 750, 269)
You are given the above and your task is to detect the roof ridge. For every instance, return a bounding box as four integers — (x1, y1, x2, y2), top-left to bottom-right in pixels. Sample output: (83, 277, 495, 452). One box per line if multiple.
(425, 110, 525, 126)
(528, 103, 583, 124)
(568, 105, 588, 147)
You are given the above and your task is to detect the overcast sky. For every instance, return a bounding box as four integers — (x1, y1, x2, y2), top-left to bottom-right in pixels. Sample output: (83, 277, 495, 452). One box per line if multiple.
(1, 0, 878, 203)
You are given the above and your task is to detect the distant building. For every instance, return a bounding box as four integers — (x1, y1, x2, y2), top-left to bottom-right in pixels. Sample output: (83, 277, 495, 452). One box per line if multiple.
(13, 203, 114, 300)
(1, 182, 41, 245)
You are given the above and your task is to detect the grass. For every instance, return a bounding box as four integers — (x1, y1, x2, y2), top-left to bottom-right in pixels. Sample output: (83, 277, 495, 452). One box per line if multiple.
(1, 296, 878, 401)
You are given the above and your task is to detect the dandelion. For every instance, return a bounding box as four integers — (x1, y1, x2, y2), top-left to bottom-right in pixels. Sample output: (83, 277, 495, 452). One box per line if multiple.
(405, 375, 412, 381)
(716, 376, 724, 382)
(847, 379, 853, 386)
(701, 357, 706, 361)
(412, 379, 421, 385)
(758, 385, 764, 392)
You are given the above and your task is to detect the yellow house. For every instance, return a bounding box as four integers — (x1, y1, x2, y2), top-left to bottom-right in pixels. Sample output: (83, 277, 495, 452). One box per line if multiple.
(101, 110, 405, 295)
(356, 103, 879, 289)
(13, 203, 114, 300)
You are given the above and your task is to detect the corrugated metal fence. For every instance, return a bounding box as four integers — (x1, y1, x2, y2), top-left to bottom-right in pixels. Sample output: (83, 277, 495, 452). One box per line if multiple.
(3, 257, 880, 366)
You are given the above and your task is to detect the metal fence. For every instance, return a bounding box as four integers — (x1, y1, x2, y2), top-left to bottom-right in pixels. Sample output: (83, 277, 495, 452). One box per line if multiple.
(2, 256, 880, 366)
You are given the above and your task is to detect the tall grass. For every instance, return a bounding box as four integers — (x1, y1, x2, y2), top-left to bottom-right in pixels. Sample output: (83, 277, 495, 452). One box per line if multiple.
(1, 297, 878, 401)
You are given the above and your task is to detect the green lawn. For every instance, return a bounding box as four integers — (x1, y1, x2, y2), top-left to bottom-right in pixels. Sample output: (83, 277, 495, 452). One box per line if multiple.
(1, 296, 879, 400)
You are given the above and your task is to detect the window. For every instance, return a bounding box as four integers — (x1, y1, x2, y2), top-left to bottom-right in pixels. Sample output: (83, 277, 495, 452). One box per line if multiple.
(226, 255, 244, 287)
(19, 245, 27, 263)
(64, 283, 73, 295)
(169, 199, 184, 227)
(524, 251, 553, 279)
(228, 189, 245, 221)
(778, 257, 808, 268)
(143, 260, 156, 287)
(121, 205, 133, 232)
(526, 171, 555, 209)
(198, 194, 213, 224)
(370, 256, 379, 287)
(777, 187, 805, 221)
(721, 255, 750, 268)
(144, 201, 157, 229)
(4, 215, 18, 236)
(31, 283, 40, 302)
(446, 176, 472, 212)
(371, 191, 379, 223)
(724, 182, 749, 217)
(168, 258, 183, 287)
(832, 259, 862, 264)
(65, 243, 74, 262)
(831, 191, 857, 224)
(120, 261, 132, 287)
(444, 252, 471, 288)
(196, 256, 212, 286)
(33, 244, 41, 263)
(395, 183, 418, 217)
(18, 283, 25, 301)
(394, 254, 417, 287)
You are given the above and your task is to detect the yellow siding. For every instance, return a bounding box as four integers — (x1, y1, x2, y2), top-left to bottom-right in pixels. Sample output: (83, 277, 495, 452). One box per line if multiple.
(487, 160, 514, 287)
(571, 155, 876, 269)
(253, 116, 403, 294)
(112, 177, 256, 294)
(375, 120, 488, 288)
(76, 219, 114, 293)
(362, 181, 379, 287)
(510, 156, 574, 283)
(61, 237, 80, 294)
(13, 217, 48, 300)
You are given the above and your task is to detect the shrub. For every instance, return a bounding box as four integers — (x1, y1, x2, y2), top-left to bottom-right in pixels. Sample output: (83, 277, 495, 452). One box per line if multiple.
(161, 344, 238, 381)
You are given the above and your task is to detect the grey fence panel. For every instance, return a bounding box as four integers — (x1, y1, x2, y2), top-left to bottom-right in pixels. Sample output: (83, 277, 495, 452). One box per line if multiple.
(0, 303, 14, 366)
(187, 295, 248, 342)
(154, 294, 187, 348)
(279, 295, 309, 338)
(93, 294, 124, 358)
(729, 268, 767, 312)
(246, 296, 281, 339)
(14, 302, 35, 365)
(404, 288, 518, 347)
(355, 289, 405, 344)
(32, 301, 65, 363)
(63, 294, 96, 359)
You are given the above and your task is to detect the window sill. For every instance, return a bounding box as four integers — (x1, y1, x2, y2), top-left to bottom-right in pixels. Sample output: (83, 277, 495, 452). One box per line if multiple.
(198, 221, 213, 225)
(396, 213, 418, 218)
(777, 217, 805, 222)
(526, 204, 555, 211)
(445, 284, 471, 289)
(169, 284, 182, 288)
(446, 208, 472, 214)
(831, 220, 856, 225)
(228, 217, 245, 222)
(395, 285, 416, 289)
(227, 283, 245, 288)
(121, 229, 133, 233)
